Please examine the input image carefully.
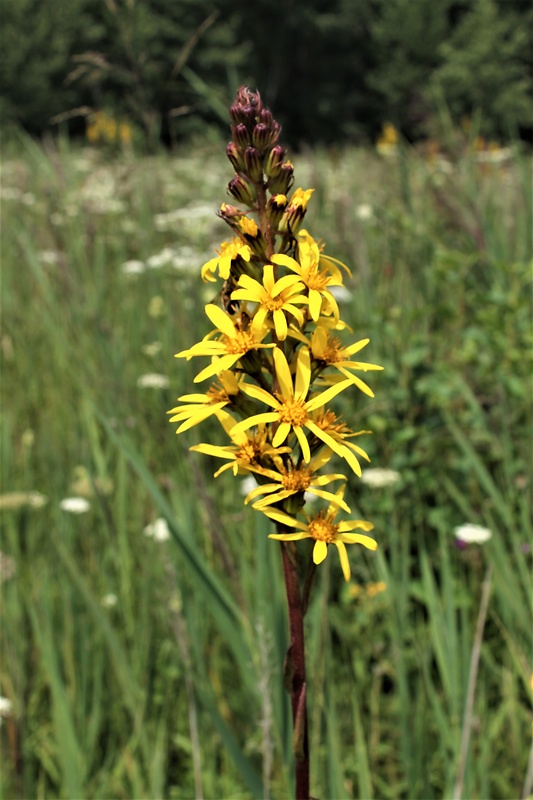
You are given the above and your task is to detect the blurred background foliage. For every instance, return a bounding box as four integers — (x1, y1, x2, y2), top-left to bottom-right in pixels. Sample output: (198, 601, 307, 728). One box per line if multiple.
(1, 0, 532, 147)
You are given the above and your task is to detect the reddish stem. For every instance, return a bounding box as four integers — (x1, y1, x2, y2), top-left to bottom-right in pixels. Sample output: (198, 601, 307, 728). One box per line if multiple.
(280, 540, 310, 800)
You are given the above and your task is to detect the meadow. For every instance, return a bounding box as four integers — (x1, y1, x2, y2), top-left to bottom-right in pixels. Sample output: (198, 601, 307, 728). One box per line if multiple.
(1, 129, 531, 799)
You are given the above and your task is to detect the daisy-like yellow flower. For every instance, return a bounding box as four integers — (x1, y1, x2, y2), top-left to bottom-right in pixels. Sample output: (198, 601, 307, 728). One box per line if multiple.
(263, 489, 377, 581)
(231, 347, 353, 463)
(175, 304, 274, 383)
(244, 449, 350, 511)
(167, 369, 242, 433)
(309, 327, 383, 397)
(271, 232, 342, 321)
(190, 416, 291, 477)
(297, 229, 351, 279)
(201, 238, 252, 283)
(231, 264, 308, 341)
(308, 408, 371, 477)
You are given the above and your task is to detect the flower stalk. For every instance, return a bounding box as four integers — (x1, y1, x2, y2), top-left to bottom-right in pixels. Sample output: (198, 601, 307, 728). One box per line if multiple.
(169, 86, 383, 799)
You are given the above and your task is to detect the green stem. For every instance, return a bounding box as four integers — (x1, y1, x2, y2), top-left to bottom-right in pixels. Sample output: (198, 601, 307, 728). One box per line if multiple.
(280, 538, 310, 800)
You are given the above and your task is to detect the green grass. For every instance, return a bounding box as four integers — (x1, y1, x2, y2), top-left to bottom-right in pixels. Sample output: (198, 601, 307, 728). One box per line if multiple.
(1, 130, 531, 799)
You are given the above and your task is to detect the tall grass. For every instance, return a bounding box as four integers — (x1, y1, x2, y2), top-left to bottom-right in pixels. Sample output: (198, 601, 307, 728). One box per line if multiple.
(1, 131, 531, 799)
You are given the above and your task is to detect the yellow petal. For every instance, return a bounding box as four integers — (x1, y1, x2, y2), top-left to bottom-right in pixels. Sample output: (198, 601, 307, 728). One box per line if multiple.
(313, 540, 328, 565)
(272, 421, 291, 447)
(305, 379, 352, 411)
(334, 541, 351, 581)
(204, 304, 236, 338)
(231, 411, 279, 436)
(273, 348, 294, 400)
(295, 347, 311, 401)
(273, 309, 288, 340)
(337, 533, 378, 551)
(294, 426, 310, 463)
(308, 289, 322, 321)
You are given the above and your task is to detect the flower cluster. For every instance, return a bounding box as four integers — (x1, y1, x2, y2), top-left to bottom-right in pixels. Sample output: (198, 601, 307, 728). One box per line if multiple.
(169, 87, 383, 580)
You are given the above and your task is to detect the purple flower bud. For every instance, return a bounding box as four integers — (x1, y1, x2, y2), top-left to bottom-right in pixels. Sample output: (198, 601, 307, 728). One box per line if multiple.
(267, 162, 294, 195)
(244, 146, 263, 182)
(226, 142, 245, 173)
(232, 123, 250, 150)
(227, 176, 257, 206)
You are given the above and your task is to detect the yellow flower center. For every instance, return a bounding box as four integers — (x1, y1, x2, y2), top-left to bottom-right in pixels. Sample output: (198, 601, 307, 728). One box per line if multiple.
(305, 268, 329, 291)
(277, 399, 309, 427)
(224, 330, 257, 355)
(206, 382, 231, 404)
(261, 295, 286, 312)
(308, 511, 338, 543)
(237, 430, 269, 463)
(318, 335, 344, 363)
(281, 467, 311, 492)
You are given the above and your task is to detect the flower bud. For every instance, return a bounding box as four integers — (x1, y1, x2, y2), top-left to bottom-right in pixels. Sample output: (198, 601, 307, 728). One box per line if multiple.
(244, 146, 263, 182)
(258, 108, 273, 128)
(266, 194, 288, 228)
(226, 142, 245, 173)
(264, 145, 285, 178)
(278, 188, 314, 234)
(267, 161, 294, 195)
(228, 175, 257, 206)
(232, 123, 250, 150)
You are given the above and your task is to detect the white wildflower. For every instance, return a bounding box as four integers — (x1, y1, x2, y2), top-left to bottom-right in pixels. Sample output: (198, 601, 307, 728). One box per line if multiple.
(147, 248, 176, 269)
(59, 497, 91, 514)
(0, 697, 13, 718)
(141, 341, 162, 357)
(361, 468, 401, 488)
(101, 593, 118, 608)
(0, 491, 48, 510)
(121, 259, 146, 275)
(136, 373, 169, 389)
(355, 203, 373, 221)
(144, 518, 171, 542)
(0, 552, 16, 583)
(39, 250, 61, 265)
(240, 476, 258, 496)
(454, 523, 492, 545)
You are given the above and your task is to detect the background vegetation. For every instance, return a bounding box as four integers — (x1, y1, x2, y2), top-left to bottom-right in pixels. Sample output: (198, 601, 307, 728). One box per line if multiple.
(1, 121, 531, 798)
(1, 0, 532, 146)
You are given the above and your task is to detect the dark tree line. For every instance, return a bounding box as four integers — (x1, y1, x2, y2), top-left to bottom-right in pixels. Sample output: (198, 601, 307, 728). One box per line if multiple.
(1, 0, 531, 146)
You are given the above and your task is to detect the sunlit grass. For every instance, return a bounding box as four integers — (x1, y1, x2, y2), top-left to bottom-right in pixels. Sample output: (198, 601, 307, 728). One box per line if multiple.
(1, 131, 531, 799)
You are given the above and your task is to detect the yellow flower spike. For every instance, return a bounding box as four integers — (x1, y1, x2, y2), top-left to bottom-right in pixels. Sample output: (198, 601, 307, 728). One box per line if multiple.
(231, 347, 353, 463)
(231, 265, 308, 341)
(201, 238, 252, 283)
(175, 304, 275, 382)
(264, 488, 377, 581)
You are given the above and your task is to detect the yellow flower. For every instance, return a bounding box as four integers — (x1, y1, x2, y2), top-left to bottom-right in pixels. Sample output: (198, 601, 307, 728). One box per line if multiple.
(190, 417, 291, 477)
(201, 238, 252, 283)
(279, 188, 314, 233)
(308, 408, 371, 477)
(264, 489, 377, 581)
(231, 264, 308, 340)
(271, 233, 343, 321)
(175, 304, 274, 383)
(309, 327, 383, 397)
(167, 369, 242, 433)
(244, 448, 350, 511)
(231, 347, 353, 463)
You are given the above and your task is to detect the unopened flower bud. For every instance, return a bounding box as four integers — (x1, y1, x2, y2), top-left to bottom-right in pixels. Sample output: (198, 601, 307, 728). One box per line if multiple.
(232, 123, 250, 150)
(226, 142, 245, 173)
(237, 216, 267, 257)
(258, 108, 273, 128)
(266, 194, 288, 228)
(244, 146, 263, 182)
(279, 187, 314, 234)
(264, 145, 286, 178)
(228, 175, 257, 206)
(267, 161, 294, 195)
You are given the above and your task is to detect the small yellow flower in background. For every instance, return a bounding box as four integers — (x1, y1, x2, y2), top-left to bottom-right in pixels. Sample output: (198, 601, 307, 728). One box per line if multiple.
(265, 488, 377, 582)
